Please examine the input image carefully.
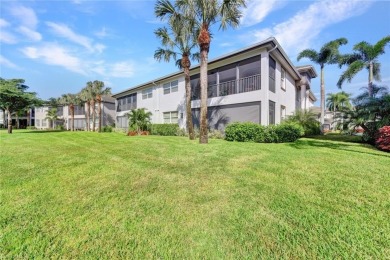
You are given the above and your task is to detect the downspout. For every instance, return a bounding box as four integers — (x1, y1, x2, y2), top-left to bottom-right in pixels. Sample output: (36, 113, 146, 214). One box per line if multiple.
(267, 45, 278, 54)
(152, 81, 159, 123)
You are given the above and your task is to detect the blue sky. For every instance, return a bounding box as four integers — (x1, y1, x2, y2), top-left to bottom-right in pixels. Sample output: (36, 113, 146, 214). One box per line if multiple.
(1, 0, 389, 103)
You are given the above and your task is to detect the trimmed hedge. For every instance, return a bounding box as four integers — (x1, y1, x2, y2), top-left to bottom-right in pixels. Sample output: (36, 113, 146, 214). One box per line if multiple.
(150, 124, 179, 136)
(225, 122, 303, 143)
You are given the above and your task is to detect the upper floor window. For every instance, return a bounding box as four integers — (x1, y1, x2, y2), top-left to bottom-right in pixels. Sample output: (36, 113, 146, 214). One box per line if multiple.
(269, 56, 276, 93)
(163, 80, 178, 95)
(281, 105, 286, 121)
(142, 88, 153, 100)
(281, 67, 286, 91)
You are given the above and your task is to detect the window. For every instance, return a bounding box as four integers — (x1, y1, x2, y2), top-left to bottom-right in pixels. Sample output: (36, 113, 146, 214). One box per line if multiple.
(117, 93, 137, 111)
(269, 100, 275, 125)
(269, 56, 276, 93)
(36, 119, 40, 127)
(281, 105, 286, 121)
(163, 111, 178, 124)
(190, 74, 200, 100)
(142, 88, 153, 100)
(117, 116, 128, 128)
(281, 67, 286, 91)
(163, 80, 179, 95)
(239, 55, 261, 93)
(218, 64, 236, 96)
(42, 119, 47, 127)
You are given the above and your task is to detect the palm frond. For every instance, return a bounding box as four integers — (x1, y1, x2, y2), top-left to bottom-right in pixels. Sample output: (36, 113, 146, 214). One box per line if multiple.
(337, 60, 365, 88)
(297, 49, 319, 63)
(154, 48, 177, 63)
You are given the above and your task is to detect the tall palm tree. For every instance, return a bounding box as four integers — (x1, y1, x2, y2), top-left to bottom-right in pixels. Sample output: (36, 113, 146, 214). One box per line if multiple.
(59, 93, 78, 131)
(177, 0, 246, 144)
(338, 36, 390, 97)
(80, 82, 93, 131)
(155, 0, 199, 140)
(297, 38, 348, 126)
(91, 80, 111, 132)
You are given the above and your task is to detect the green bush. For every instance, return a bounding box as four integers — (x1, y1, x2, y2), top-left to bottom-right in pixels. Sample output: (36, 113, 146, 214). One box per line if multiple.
(26, 126, 37, 130)
(208, 129, 225, 139)
(150, 124, 179, 136)
(56, 125, 65, 130)
(225, 122, 264, 142)
(225, 122, 303, 143)
(102, 125, 113, 132)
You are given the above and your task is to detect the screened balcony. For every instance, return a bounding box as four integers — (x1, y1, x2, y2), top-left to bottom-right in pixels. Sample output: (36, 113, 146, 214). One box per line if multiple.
(117, 93, 137, 112)
(191, 55, 261, 100)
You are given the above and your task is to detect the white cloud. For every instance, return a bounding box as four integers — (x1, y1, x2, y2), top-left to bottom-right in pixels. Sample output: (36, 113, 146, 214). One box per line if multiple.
(0, 30, 18, 44)
(46, 22, 105, 53)
(17, 26, 42, 41)
(241, 0, 286, 27)
(21, 43, 87, 75)
(109, 61, 135, 78)
(0, 19, 10, 28)
(9, 5, 38, 29)
(94, 27, 109, 38)
(0, 55, 18, 69)
(245, 0, 373, 55)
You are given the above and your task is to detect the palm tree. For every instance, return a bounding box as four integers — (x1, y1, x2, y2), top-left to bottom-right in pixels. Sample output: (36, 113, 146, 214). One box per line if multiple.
(59, 93, 78, 131)
(91, 80, 111, 132)
(176, 0, 246, 144)
(80, 82, 93, 131)
(297, 38, 348, 126)
(154, 0, 199, 140)
(45, 107, 58, 129)
(326, 91, 352, 130)
(338, 36, 390, 97)
(126, 108, 152, 135)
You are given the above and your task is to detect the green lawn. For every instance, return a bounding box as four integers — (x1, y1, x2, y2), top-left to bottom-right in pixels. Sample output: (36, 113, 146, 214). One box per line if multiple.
(1, 130, 389, 258)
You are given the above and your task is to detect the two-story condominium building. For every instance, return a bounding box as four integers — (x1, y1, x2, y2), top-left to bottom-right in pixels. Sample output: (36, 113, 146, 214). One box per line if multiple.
(34, 96, 116, 130)
(112, 37, 317, 130)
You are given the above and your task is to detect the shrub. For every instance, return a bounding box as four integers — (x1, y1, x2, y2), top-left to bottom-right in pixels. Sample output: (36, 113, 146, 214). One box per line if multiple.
(150, 124, 179, 136)
(140, 131, 149, 135)
(225, 122, 302, 143)
(114, 128, 126, 134)
(102, 125, 113, 132)
(127, 131, 138, 136)
(56, 125, 65, 130)
(176, 128, 187, 137)
(208, 129, 225, 139)
(26, 126, 37, 130)
(275, 123, 304, 142)
(375, 126, 390, 152)
(225, 122, 264, 142)
(284, 109, 321, 136)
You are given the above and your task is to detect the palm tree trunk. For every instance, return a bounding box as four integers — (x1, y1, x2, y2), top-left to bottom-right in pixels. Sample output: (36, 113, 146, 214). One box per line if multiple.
(27, 110, 30, 127)
(7, 109, 12, 134)
(91, 99, 96, 132)
(368, 61, 373, 98)
(16, 114, 19, 129)
(98, 98, 102, 132)
(320, 65, 325, 126)
(333, 106, 336, 131)
(86, 101, 91, 131)
(3, 111, 6, 129)
(198, 24, 210, 144)
(182, 56, 194, 140)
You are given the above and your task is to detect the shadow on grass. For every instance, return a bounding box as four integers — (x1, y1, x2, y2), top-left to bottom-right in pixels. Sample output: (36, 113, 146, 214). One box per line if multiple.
(289, 138, 390, 158)
(16, 130, 67, 134)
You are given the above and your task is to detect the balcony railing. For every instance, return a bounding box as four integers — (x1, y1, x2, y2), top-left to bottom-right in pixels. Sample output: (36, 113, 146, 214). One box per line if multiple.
(193, 74, 261, 100)
(117, 103, 137, 112)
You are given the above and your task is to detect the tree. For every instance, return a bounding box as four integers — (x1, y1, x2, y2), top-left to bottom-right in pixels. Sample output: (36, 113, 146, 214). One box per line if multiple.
(155, 0, 199, 140)
(59, 93, 78, 131)
(46, 107, 59, 129)
(343, 85, 389, 143)
(297, 38, 348, 126)
(326, 91, 352, 130)
(126, 108, 152, 135)
(0, 78, 41, 134)
(338, 36, 390, 97)
(91, 80, 111, 132)
(284, 109, 321, 136)
(80, 82, 93, 131)
(177, 0, 246, 144)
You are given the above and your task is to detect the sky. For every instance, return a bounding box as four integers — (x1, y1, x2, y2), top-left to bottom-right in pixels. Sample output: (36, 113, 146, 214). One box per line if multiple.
(1, 0, 390, 103)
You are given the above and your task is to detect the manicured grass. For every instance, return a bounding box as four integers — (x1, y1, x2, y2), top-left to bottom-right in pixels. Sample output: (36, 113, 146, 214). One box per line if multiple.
(1, 130, 389, 258)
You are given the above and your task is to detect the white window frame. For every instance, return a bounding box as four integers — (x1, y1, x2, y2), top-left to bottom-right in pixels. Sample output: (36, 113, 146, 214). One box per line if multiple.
(163, 80, 178, 95)
(281, 67, 286, 91)
(142, 88, 153, 100)
(163, 111, 178, 124)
